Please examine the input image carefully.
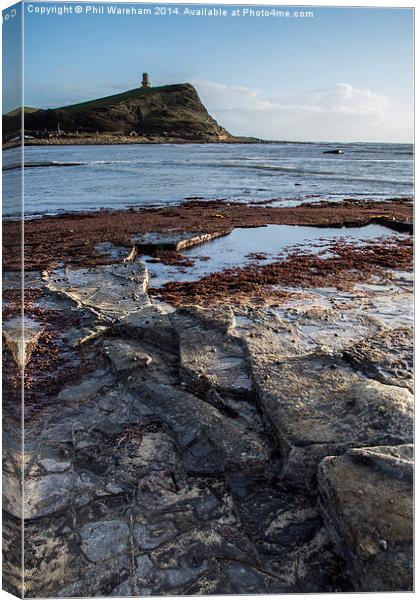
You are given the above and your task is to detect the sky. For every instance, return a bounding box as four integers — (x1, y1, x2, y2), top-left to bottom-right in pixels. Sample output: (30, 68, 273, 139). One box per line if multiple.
(3, 2, 415, 142)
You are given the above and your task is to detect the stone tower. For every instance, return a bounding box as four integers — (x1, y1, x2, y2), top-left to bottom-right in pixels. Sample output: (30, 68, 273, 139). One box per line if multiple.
(141, 73, 151, 88)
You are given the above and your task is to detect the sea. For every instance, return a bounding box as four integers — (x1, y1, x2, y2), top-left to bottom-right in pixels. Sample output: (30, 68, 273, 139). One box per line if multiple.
(2, 141, 413, 218)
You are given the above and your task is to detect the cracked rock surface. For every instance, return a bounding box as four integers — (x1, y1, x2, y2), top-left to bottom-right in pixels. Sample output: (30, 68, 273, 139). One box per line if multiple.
(318, 445, 413, 592)
(2, 260, 413, 596)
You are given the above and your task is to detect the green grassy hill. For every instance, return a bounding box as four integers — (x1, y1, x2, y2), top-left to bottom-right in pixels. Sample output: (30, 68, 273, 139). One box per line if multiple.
(3, 84, 232, 142)
(4, 106, 40, 117)
(57, 85, 162, 112)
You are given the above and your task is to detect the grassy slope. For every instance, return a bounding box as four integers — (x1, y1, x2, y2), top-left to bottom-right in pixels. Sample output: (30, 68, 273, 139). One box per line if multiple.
(3, 84, 237, 140)
(4, 85, 186, 117)
(4, 106, 40, 117)
(57, 84, 182, 113)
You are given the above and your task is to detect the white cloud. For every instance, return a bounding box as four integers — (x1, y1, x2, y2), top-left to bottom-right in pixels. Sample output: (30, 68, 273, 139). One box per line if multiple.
(193, 80, 413, 143)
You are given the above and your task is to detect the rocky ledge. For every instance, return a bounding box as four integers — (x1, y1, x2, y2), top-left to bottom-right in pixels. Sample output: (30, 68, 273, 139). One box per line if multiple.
(2, 229, 413, 597)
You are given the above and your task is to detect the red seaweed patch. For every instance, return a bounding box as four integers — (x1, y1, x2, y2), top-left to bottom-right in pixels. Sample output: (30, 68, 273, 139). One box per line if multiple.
(150, 236, 412, 307)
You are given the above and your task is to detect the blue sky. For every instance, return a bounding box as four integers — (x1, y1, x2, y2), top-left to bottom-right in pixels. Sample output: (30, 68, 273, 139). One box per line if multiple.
(4, 2, 415, 141)
(2, 1, 22, 111)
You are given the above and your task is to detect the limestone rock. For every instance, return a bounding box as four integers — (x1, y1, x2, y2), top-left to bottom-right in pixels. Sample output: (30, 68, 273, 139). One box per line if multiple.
(248, 346, 413, 484)
(343, 327, 413, 390)
(318, 445, 413, 591)
(117, 305, 178, 352)
(175, 308, 252, 397)
(3, 316, 43, 368)
(253, 352, 413, 450)
(80, 521, 130, 563)
(137, 382, 270, 474)
(134, 229, 231, 252)
(3, 473, 73, 519)
(46, 261, 150, 318)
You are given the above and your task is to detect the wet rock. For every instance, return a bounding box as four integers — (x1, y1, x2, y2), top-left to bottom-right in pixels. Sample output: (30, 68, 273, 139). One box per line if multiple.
(117, 305, 178, 352)
(137, 383, 270, 474)
(110, 577, 133, 596)
(136, 554, 154, 578)
(39, 458, 72, 473)
(280, 443, 342, 489)
(248, 346, 413, 485)
(2, 513, 24, 597)
(56, 369, 114, 406)
(80, 520, 130, 563)
(3, 316, 43, 368)
(289, 306, 378, 353)
(227, 473, 349, 592)
(23, 514, 80, 597)
(101, 335, 179, 388)
(155, 560, 209, 589)
(343, 327, 413, 390)
(175, 305, 237, 334)
(134, 229, 231, 252)
(134, 520, 177, 550)
(95, 241, 136, 262)
(46, 261, 150, 318)
(4, 473, 73, 519)
(221, 563, 273, 594)
(175, 309, 252, 396)
(56, 556, 131, 598)
(318, 445, 413, 591)
(103, 339, 153, 372)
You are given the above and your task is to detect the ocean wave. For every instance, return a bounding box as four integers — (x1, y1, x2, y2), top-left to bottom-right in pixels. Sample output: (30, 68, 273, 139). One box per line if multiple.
(3, 160, 85, 170)
(8, 157, 413, 189)
(352, 149, 413, 156)
(3, 159, 138, 170)
(170, 160, 412, 185)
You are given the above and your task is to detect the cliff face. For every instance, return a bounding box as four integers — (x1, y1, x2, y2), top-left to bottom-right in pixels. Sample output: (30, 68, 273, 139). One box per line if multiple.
(3, 84, 232, 141)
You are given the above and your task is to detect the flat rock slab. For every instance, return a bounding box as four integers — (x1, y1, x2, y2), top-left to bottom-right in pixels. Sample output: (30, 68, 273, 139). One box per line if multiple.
(80, 520, 130, 563)
(95, 241, 137, 262)
(133, 229, 231, 252)
(318, 445, 413, 591)
(137, 382, 271, 475)
(174, 308, 253, 397)
(46, 261, 150, 319)
(3, 472, 73, 520)
(343, 327, 413, 391)
(117, 305, 178, 353)
(251, 350, 413, 448)
(247, 339, 413, 487)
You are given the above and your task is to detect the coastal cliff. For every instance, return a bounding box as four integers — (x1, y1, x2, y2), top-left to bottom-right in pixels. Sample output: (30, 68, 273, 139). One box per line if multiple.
(3, 83, 239, 144)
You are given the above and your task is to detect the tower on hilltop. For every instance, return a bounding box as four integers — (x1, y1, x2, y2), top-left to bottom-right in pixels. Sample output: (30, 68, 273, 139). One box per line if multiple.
(141, 73, 151, 88)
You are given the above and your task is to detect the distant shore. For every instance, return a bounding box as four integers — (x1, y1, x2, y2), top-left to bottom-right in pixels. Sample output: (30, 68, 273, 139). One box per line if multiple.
(3, 134, 268, 150)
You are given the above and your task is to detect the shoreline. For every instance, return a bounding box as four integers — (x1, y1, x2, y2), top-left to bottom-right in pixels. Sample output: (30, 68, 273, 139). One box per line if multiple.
(3, 197, 413, 272)
(4, 137, 413, 150)
(2, 135, 266, 150)
(3, 194, 414, 221)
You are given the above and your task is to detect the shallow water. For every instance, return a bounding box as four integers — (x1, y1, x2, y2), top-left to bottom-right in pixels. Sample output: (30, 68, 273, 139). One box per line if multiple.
(144, 223, 403, 287)
(2, 142, 413, 218)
